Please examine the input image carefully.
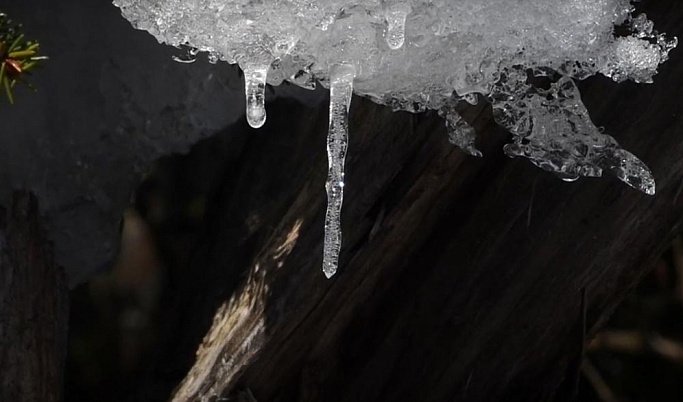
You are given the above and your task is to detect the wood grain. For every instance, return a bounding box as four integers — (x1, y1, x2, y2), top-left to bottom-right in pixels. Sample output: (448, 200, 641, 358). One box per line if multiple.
(162, 1, 683, 400)
(0, 192, 68, 402)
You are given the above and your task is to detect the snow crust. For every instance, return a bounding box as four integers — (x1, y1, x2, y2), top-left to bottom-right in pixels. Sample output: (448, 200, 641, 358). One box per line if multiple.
(114, 0, 676, 276)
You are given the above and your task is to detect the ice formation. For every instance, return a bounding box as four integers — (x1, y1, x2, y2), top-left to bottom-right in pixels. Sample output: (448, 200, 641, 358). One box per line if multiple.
(114, 0, 676, 277)
(324, 63, 355, 278)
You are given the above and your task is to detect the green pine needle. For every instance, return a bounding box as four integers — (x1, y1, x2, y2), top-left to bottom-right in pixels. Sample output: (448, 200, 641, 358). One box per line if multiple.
(4, 78, 14, 104)
(0, 12, 47, 105)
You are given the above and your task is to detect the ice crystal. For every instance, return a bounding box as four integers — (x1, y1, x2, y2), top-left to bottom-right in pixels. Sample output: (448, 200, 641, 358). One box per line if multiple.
(113, 0, 676, 276)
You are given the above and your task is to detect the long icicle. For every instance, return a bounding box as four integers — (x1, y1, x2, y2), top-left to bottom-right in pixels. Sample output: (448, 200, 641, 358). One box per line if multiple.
(323, 63, 356, 278)
(243, 64, 268, 128)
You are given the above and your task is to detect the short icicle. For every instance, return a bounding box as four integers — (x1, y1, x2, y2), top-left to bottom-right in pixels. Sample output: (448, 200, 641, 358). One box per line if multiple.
(323, 63, 356, 278)
(243, 64, 269, 128)
(384, 2, 410, 50)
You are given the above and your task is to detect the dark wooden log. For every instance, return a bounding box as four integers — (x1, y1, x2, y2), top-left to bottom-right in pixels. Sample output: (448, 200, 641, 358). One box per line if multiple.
(143, 1, 683, 400)
(0, 192, 68, 402)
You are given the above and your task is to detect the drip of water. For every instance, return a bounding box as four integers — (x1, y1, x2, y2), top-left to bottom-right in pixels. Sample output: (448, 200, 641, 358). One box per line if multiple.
(322, 63, 356, 278)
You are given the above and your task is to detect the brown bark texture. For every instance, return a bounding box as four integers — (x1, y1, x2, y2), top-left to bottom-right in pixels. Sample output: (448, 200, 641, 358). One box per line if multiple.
(144, 1, 683, 401)
(0, 192, 68, 402)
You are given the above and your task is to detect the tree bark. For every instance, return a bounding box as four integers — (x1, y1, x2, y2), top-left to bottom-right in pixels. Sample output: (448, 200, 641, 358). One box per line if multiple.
(148, 1, 683, 401)
(0, 192, 69, 402)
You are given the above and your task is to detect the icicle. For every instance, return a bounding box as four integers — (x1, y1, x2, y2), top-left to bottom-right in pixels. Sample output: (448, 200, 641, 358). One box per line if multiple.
(384, 2, 410, 50)
(323, 63, 356, 278)
(439, 105, 482, 157)
(243, 64, 268, 128)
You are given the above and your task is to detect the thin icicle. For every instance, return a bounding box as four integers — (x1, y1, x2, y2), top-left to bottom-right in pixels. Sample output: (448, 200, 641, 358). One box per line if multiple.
(323, 63, 356, 278)
(384, 2, 410, 50)
(243, 64, 268, 128)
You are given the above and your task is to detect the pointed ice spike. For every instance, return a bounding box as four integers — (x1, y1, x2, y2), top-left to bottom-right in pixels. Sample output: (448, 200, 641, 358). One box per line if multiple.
(601, 148, 656, 195)
(243, 64, 268, 128)
(323, 63, 356, 278)
(384, 2, 410, 50)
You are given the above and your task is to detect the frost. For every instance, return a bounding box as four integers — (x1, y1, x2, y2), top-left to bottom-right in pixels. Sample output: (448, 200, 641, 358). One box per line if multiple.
(113, 0, 676, 276)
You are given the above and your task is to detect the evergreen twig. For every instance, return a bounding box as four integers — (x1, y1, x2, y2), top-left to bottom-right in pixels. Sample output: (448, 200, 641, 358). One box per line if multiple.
(0, 12, 47, 104)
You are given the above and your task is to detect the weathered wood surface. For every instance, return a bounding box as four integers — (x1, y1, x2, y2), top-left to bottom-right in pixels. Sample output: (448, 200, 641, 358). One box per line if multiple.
(0, 192, 68, 402)
(153, 1, 683, 400)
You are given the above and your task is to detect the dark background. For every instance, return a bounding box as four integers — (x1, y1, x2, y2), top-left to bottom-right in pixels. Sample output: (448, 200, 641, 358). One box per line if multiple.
(2, 0, 683, 401)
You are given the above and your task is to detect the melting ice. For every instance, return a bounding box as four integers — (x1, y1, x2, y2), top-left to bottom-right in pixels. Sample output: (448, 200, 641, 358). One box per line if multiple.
(114, 0, 676, 277)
